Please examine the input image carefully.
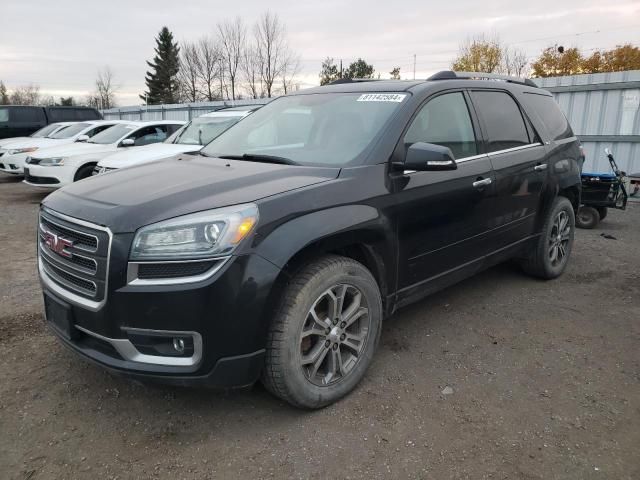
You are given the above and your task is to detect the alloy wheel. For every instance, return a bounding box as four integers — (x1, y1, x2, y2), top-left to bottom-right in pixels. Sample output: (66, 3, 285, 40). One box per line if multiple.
(549, 210, 571, 266)
(298, 284, 370, 386)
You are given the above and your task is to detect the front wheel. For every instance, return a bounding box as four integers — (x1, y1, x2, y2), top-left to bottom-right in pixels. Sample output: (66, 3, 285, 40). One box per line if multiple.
(262, 255, 382, 409)
(521, 196, 575, 279)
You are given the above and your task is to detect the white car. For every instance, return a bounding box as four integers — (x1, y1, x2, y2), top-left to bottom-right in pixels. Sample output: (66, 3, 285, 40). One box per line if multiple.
(23, 120, 184, 188)
(0, 122, 73, 148)
(0, 120, 126, 175)
(94, 106, 260, 174)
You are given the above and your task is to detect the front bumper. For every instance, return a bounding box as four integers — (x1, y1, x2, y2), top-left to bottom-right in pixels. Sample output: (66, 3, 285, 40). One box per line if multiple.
(39, 209, 282, 387)
(0, 153, 26, 174)
(23, 163, 75, 188)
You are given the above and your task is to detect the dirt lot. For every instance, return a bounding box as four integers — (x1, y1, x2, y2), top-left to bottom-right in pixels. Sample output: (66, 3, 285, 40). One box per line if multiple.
(0, 174, 638, 480)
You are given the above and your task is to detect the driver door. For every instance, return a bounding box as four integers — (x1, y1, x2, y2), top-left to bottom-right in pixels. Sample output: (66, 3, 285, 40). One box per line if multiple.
(392, 91, 495, 297)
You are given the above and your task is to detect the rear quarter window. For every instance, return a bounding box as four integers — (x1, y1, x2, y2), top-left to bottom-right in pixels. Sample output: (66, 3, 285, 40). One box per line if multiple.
(522, 93, 573, 141)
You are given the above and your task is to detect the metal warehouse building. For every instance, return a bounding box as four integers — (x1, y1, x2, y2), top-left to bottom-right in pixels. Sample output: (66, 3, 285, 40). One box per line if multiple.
(536, 70, 640, 175)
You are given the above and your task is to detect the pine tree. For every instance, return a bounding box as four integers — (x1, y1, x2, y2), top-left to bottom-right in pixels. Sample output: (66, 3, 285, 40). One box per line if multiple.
(140, 27, 180, 104)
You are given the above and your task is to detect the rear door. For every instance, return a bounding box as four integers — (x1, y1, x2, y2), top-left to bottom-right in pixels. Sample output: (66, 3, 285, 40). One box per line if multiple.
(393, 90, 495, 292)
(469, 89, 547, 250)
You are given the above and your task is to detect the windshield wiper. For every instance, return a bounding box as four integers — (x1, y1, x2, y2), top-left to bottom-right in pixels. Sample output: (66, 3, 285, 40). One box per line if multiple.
(217, 154, 299, 165)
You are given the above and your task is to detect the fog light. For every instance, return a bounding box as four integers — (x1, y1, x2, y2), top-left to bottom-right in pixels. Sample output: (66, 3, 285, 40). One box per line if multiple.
(173, 338, 185, 354)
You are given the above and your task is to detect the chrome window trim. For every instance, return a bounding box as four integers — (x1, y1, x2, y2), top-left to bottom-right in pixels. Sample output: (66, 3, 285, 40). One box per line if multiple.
(75, 325, 203, 369)
(39, 207, 112, 312)
(403, 153, 488, 174)
(126, 256, 231, 286)
(487, 143, 543, 156)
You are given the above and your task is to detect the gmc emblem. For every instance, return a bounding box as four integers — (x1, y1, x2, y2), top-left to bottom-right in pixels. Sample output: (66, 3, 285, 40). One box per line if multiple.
(43, 231, 73, 258)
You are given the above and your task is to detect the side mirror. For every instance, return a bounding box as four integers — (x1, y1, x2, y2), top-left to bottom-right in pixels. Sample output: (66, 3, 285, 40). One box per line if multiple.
(401, 142, 457, 171)
(121, 138, 135, 147)
(76, 134, 90, 143)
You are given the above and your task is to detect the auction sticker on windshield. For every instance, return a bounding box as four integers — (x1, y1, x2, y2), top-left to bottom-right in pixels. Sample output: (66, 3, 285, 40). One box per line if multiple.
(357, 93, 407, 102)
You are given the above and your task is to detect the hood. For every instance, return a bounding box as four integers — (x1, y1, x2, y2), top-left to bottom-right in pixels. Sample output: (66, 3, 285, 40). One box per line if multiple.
(31, 142, 116, 159)
(0, 137, 31, 147)
(98, 143, 202, 169)
(43, 154, 340, 233)
(0, 137, 70, 151)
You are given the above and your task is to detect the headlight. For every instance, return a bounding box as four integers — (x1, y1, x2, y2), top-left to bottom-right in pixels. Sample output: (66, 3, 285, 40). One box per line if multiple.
(8, 147, 38, 155)
(39, 157, 65, 166)
(130, 203, 259, 260)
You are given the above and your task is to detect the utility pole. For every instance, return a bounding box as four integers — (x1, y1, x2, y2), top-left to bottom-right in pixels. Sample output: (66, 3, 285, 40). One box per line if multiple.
(413, 54, 416, 80)
(340, 59, 343, 78)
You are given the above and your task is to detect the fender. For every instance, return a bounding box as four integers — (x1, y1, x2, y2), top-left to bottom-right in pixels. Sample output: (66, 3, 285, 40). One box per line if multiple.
(253, 204, 397, 297)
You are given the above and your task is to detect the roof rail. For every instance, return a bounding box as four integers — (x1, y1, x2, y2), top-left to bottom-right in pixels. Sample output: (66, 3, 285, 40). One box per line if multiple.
(428, 70, 538, 88)
(327, 78, 382, 85)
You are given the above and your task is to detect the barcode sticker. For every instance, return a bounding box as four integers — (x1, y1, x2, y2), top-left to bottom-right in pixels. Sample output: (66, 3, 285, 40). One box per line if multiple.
(357, 93, 407, 102)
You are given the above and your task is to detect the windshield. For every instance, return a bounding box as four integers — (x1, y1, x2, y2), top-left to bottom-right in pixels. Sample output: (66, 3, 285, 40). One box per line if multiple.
(88, 123, 137, 144)
(31, 124, 62, 137)
(171, 115, 244, 146)
(200, 93, 407, 167)
(48, 123, 90, 139)
(0, 108, 8, 123)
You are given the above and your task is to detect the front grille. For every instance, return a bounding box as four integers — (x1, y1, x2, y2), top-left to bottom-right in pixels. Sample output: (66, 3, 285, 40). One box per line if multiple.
(38, 208, 111, 304)
(0, 163, 4, 169)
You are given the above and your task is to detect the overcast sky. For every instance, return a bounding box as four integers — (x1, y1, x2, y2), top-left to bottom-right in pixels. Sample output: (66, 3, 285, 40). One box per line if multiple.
(1, 0, 639, 106)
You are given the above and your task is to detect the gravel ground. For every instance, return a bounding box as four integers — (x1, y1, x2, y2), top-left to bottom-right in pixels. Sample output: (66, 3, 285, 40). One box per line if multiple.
(1, 174, 639, 480)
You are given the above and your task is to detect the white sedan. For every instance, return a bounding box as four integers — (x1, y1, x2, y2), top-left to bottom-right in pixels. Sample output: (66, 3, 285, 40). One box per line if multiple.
(0, 122, 72, 148)
(94, 106, 259, 174)
(0, 120, 126, 175)
(23, 120, 184, 188)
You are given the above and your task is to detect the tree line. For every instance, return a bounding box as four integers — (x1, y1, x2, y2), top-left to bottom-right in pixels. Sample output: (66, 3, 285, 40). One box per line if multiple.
(141, 12, 300, 105)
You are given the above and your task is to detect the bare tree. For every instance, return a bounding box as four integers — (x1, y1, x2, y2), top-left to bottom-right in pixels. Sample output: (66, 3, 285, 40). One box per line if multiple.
(281, 52, 301, 94)
(254, 12, 288, 98)
(195, 36, 221, 101)
(178, 41, 201, 103)
(217, 17, 246, 100)
(502, 46, 530, 77)
(242, 44, 263, 99)
(9, 84, 41, 105)
(95, 67, 118, 109)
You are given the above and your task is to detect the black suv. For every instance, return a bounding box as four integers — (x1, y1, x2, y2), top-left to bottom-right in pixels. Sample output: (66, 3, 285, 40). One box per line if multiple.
(38, 72, 581, 408)
(0, 105, 102, 139)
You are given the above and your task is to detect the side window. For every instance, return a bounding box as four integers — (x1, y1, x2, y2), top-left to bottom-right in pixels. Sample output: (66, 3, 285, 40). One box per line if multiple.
(471, 91, 531, 152)
(86, 125, 112, 137)
(522, 93, 573, 141)
(129, 126, 168, 146)
(404, 92, 477, 159)
(12, 107, 46, 123)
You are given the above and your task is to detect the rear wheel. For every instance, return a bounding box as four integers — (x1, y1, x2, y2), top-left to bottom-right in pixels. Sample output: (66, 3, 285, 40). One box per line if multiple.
(262, 255, 382, 409)
(74, 164, 96, 182)
(576, 206, 600, 229)
(521, 196, 575, 279)
(596, 207, 608, 221)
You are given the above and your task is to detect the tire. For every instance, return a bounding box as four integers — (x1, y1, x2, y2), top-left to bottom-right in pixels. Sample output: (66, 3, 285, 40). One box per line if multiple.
(74, 164, 96, 182)
(596, 207, 608, 221)
(262, 255, 382, 409)
(521, 196, 575, 279)
(576, 206, 600, 229)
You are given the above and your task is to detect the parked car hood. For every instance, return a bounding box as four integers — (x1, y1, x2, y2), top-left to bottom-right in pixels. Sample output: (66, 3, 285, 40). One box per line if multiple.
(43, 154, 340, 233)
(30, 142, 117, 159)
(98, 143, 202, 169)
(0, 137, 71, 151)
(0, 137, 32, 147)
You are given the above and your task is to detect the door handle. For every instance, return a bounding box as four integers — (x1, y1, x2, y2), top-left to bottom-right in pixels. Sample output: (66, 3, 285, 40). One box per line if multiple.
(534, 163, 548, 171)
(472, 178, 492, 188)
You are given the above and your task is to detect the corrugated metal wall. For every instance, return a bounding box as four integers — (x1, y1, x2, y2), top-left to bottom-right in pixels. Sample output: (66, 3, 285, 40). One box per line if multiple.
(101, 98, 272, 122)
(535, 70, 640, 175)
